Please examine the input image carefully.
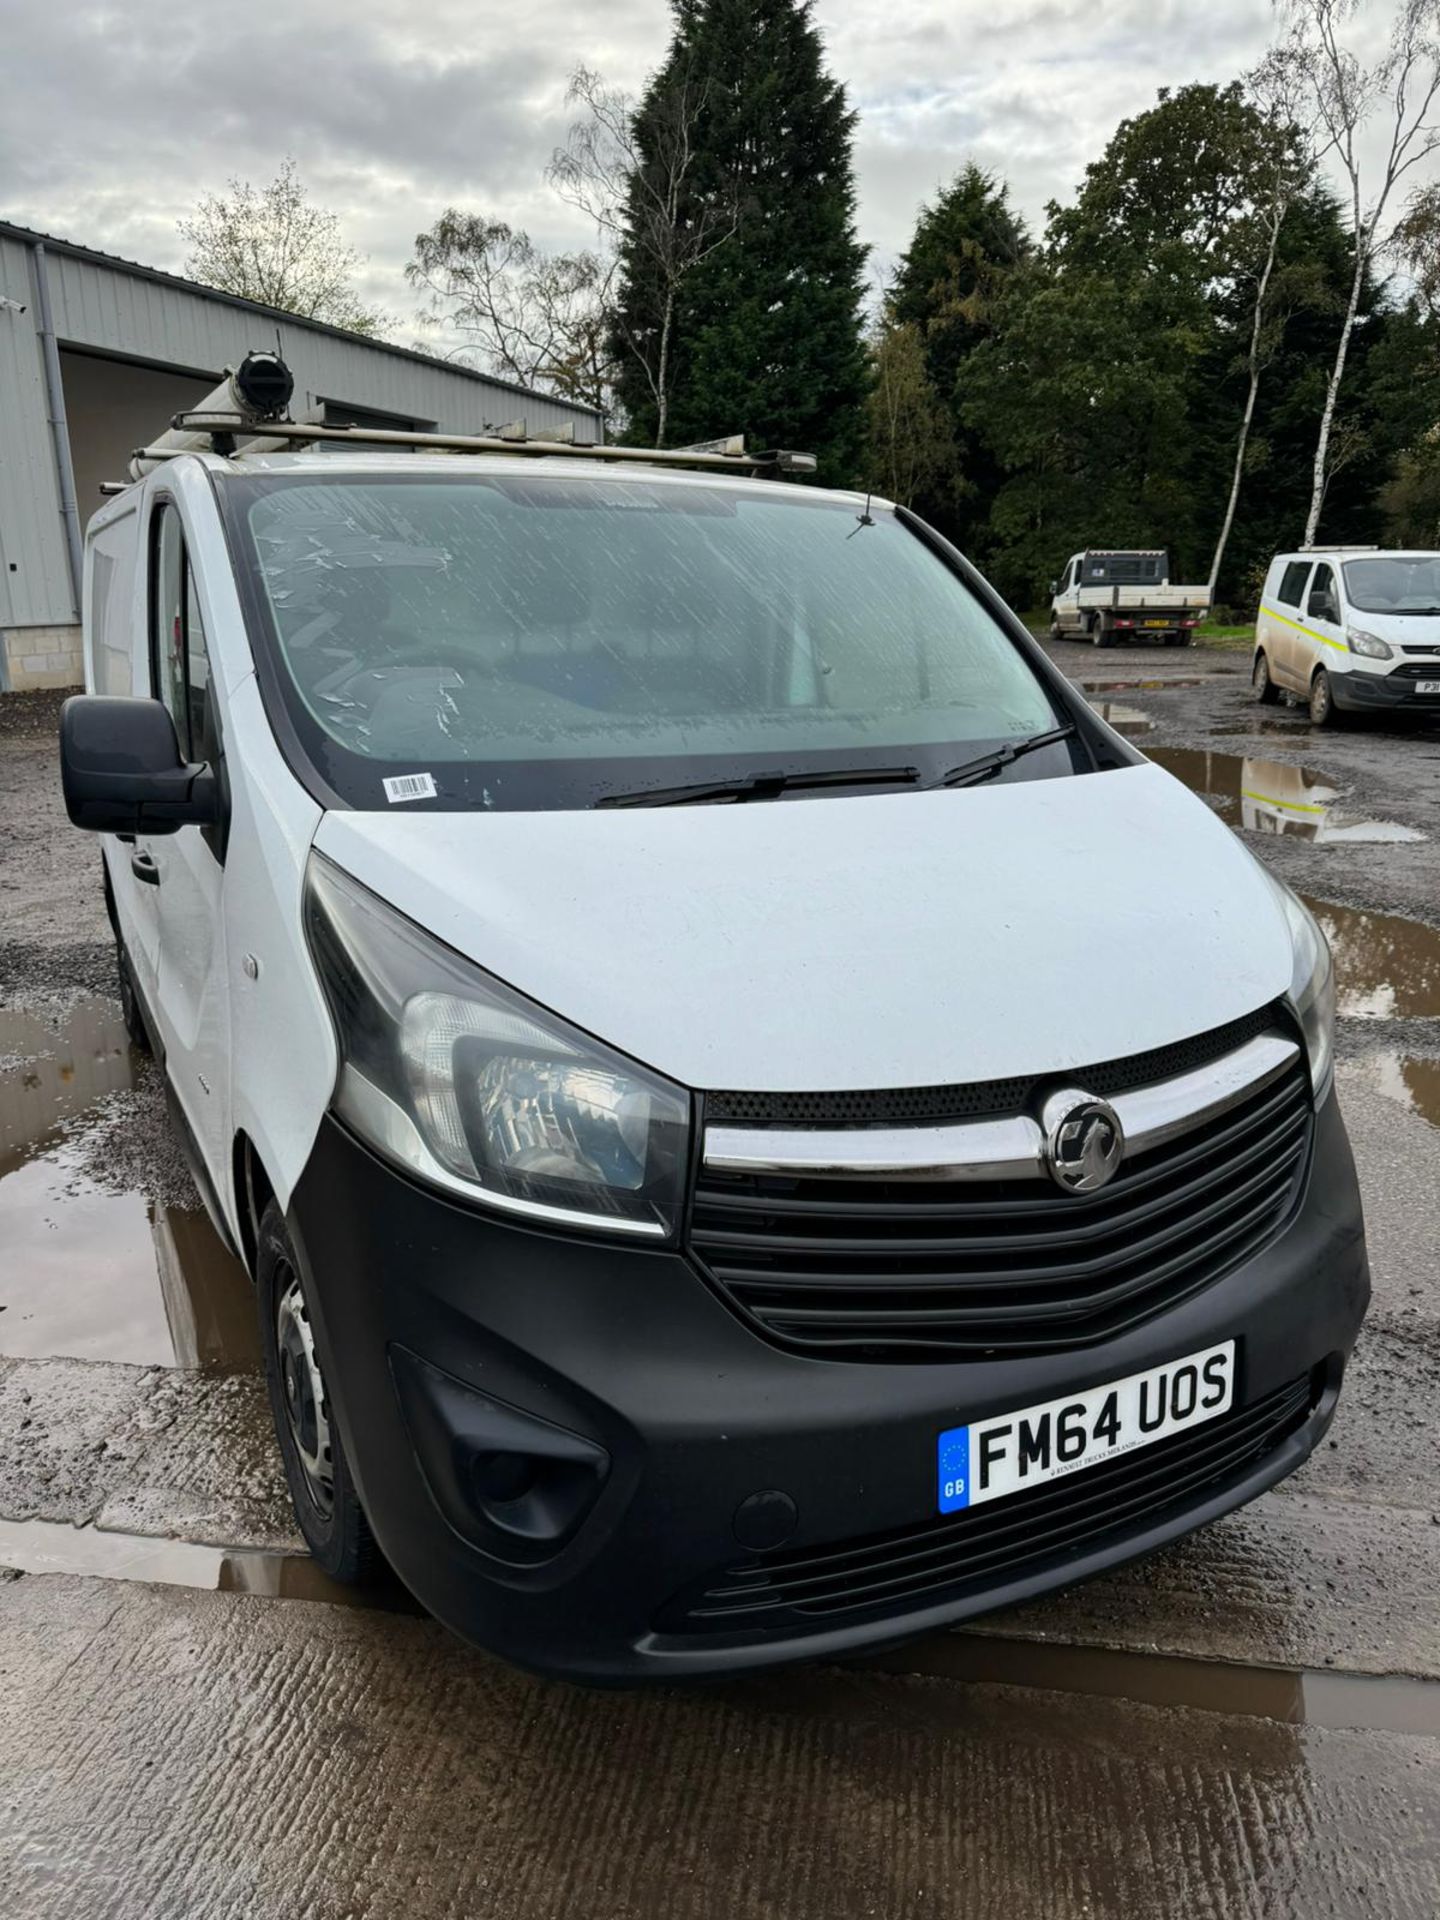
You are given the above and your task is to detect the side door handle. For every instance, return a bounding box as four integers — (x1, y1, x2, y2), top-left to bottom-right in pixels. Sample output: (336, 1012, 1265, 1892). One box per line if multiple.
(131, 850, 161, 887)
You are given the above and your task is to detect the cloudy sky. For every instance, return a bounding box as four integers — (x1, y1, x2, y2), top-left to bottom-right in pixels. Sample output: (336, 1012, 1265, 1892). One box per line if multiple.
(0, 0, 1413, 333)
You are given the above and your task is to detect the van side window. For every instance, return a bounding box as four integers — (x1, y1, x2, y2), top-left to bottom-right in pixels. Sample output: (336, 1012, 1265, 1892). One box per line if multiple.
(150, 503, 217, 765)
(1276, 560, 1312, 609)
(185, 564, 219, 767)
(1308, 563, 1336, 618)
(152, 504, 186, 739)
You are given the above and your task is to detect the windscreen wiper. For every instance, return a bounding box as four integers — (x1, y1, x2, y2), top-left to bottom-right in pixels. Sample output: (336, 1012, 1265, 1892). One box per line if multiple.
(597, 764, 922, 808)
(936, 724, 1078, 790)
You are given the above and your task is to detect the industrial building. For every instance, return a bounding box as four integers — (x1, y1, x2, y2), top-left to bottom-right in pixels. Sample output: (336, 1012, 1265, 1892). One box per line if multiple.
(0, 221, 603, 692)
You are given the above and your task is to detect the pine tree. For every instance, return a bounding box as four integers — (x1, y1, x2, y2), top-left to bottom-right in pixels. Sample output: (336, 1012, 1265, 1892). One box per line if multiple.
(885, 166, 1030, 554)
(891, 166, 1030, 413)
(611, 0, 869, 483)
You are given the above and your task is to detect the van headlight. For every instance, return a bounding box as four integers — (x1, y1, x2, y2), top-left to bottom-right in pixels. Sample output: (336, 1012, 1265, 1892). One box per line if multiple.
(1346, 627, 1392, 660)
(302, 854, 690, 1238)
(1275, 884, 1335, 1102)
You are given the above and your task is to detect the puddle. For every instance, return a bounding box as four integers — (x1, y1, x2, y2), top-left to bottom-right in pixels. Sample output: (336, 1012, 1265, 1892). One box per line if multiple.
(1305, 897, 1440, 1020)
(0, 1515, 419, 1614)
(1087, 700, 1154, 736)
(0, 1000, 256, 1370)
(1342, 1050, 1440, 1128)
(1150, 748, 1425, 844)
(872, 1631, 1440, 1737)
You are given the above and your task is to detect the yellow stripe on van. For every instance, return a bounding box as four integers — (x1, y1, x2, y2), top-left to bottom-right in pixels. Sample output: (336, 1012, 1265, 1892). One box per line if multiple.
(1259, 605, 1348, 653)
(1240, 789, 1326, 815)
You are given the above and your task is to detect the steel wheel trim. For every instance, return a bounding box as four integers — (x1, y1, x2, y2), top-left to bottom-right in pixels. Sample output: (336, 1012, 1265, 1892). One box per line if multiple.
(276, 1266, 335, 1516)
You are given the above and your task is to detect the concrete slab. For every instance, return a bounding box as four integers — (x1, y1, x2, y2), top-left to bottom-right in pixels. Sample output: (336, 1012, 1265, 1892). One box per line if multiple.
(0, 1357, 296, 1547)
(0, 1574, 1435, 1920)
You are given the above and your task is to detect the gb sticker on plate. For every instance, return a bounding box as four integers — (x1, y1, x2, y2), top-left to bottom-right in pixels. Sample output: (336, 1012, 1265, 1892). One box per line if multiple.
(382, 772, 438, 804)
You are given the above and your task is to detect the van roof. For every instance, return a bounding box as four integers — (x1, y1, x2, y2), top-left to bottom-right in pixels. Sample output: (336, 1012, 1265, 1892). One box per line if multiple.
(88, 447, 883, 532)
(1274, 547, 1440, 562)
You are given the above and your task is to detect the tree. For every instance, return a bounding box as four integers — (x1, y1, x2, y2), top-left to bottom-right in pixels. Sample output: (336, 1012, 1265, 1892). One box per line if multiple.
(1382, 428, 1440, 540)
(1207, 61, 1316, 598)
(549, 64, 737, 446)
(886, 166, 1029, 553)
(960, 264, 1211, 603)
(1216, 183, 1401, 588)
(1050, 82, 1294, 287)
(1392, 177, 1440, 314)
(179, 159, 383, 335)
(609, 0, 869, 482)
(1045, 79, 1320, 597)
(407, 213, 615, 417)
(863, 318, 958, 509)
(891, 166, 1030, 407)
(1277, 0, 1440, 544)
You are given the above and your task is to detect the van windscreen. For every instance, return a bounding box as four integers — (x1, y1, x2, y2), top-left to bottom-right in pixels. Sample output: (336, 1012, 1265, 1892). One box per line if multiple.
(230, 472, 1065, 811)
(1343, 555, 1440, 615)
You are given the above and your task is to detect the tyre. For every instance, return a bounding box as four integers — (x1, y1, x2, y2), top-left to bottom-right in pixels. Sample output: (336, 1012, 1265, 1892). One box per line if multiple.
(1171, 629, 1194, 647)
(1090, 617, 1112, 648)
(1309, 668, 1340, 727)
(1252, 652, 1280, 705)
(1048, 619, 1063, 641)
(256, 1199, 381, 1584)
(116, 935, 152, 1053)
(102, 858, 152, 1053)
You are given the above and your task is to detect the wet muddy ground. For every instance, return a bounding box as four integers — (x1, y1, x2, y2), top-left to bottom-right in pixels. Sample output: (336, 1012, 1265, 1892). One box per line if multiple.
(2, 672, 1439, 1915)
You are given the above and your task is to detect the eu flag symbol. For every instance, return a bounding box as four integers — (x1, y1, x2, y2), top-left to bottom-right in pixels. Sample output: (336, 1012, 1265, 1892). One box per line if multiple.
(937, 1426, 970, 1513)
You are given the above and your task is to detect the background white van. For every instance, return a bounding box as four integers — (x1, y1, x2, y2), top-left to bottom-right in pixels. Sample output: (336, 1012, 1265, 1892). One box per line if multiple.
(1253, 549, 1440, 724)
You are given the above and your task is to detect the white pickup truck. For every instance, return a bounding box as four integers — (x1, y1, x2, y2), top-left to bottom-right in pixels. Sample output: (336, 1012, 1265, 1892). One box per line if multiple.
(1049, 550, 1209, 647)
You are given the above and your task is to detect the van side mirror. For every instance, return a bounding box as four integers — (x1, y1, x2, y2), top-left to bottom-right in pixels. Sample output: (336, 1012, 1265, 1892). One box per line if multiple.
(59, 695, 219, 836)
(1049, 579, 1058, 596)
(1308, 589, 1339, 624)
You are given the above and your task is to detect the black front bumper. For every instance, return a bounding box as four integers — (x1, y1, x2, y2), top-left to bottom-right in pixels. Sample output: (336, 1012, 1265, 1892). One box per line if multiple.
(1331, 666, 1440, 710)
(287, 1090, 1369, 1685)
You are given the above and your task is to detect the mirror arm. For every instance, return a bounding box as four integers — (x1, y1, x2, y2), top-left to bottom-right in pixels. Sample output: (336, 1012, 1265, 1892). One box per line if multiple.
(138, 763, 219, 831)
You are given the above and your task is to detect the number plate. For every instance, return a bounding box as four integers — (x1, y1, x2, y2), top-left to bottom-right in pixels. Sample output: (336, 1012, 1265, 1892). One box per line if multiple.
(1144, 619, 1169, 628)
(1416, 679, 1440, 695)
(936, 1340, 1235, 1513)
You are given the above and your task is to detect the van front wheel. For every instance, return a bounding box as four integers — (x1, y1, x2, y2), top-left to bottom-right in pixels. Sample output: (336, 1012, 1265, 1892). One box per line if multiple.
(1309, 668, 1340, 727)
(1253, 652, 1280, 705)
(257, 1200, 381, 1585)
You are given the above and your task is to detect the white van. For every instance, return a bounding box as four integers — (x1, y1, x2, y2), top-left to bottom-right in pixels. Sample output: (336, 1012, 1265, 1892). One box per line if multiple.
(60, 358, 1367, 1683)
(1254, 549, 1440, 724)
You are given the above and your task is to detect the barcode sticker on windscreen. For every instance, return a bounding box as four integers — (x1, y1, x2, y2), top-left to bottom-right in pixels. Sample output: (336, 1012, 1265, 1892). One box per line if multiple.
(382, 772, 438, 804)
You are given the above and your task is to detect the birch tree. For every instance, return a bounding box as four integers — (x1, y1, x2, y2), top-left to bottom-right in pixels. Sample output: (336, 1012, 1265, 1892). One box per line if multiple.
(548, 65, 737, 447)
(1207, 57, 1314, 599)
(1278, 0, 1440, 544)
(407, 214, 615, 417)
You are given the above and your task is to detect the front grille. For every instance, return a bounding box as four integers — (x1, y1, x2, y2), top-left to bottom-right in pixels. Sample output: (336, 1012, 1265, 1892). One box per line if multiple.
(704, 1003, 1280, 1128)
(661, 1371, 1317, 1636)
(688, 1034, 1313, 1361)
